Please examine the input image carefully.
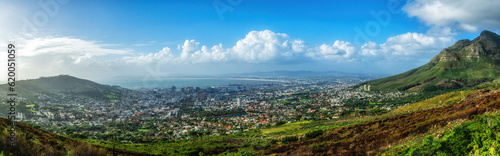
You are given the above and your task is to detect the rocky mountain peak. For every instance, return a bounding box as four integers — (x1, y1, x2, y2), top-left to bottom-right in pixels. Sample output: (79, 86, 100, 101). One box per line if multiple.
(437, 30, 500, 63)
(479, 30, 500, 39)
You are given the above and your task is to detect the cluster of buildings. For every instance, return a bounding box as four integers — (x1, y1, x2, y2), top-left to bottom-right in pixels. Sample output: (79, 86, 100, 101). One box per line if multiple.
(5, 78, 416, 142)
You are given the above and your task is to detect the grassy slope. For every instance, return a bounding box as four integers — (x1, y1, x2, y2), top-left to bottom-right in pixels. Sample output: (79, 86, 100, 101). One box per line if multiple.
(379, 78, 500, 155)
(78, 120, 354, 155)
(0, 117, 147, 156)
(0, 75, 124, 118)
(264, 88, 500, 155)
(382, 111, 500, 155)
(360, 60, 500, 91)
(0, 75, 123, 101)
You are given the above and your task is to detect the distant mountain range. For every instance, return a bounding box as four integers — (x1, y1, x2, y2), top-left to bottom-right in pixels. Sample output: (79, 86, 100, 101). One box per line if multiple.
(359, 30, 500, 91)
(229, 70, 384, 79)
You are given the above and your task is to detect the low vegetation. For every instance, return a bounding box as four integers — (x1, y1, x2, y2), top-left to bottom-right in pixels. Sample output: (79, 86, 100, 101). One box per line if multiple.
(264, 88, 500, 155)
(0, 117, 146, 156)
(386, 112, 500, 155)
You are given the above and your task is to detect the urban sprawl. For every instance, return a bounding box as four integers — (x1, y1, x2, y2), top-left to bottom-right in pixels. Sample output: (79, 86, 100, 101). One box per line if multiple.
(6, 78, 417, 143)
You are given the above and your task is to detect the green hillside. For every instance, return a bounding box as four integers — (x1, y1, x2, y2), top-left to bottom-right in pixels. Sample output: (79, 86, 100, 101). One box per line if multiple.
(0, 75, 124, 101)
(0, 117, 146, 156)
(359, 30, 500, 92)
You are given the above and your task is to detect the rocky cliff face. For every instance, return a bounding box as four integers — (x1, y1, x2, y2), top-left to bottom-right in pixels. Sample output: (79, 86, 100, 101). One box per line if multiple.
(436, 30, 500, 64)
(464, 42, 485, 61)
(439, 49, 459, 62)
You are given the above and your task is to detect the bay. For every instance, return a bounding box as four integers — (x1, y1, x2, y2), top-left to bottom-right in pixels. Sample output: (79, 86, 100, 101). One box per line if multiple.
(107, 78, 288, 89)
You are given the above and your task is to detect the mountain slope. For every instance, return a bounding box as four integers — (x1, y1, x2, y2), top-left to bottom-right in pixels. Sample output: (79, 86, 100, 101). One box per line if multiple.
(359, 30, 500, 91)
(0, 117, 146, 156)
(263, 88, 500, 155)
(0, 75, 124, 101)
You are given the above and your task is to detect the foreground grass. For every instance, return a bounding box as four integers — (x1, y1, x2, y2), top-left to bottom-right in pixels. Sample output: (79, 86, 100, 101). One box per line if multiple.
(82, 130, 269, 155)
(382, 111, 500, 155)
(81, 117, 375, 155)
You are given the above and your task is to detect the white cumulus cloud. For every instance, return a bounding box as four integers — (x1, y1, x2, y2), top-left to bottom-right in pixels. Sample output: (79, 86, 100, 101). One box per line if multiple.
(180, 40, 200, 60)
(231, 30, 297, 63)
(182, 43, 230, 63)
(292, 40, 306, 53)
(404, 0, 500, 32)
(167, 30, 312, 64)
(123, 47, 174, 64)
(307, 41, 358, 62)
(360, 32, 455, 61)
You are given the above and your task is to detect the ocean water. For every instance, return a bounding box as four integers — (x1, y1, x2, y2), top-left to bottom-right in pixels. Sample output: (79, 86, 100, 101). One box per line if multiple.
(109, 78, 287, 89)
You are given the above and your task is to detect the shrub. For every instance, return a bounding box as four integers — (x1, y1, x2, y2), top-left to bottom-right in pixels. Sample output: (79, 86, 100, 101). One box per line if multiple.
(305, 130, 323, 139)
(276, 121, 287, 126)
(70, 133, 87, 139)
(422, 85, 441, 92)
(281, 136, 298, 144)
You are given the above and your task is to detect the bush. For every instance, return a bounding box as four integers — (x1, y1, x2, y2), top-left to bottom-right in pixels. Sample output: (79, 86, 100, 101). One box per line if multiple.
(276, 121, 287, 126)
(305, 130, 323, 139)
(422, 84, 441, 92)
(281, 136, 298, 144)
(217, 149, 255, 156)
(70, 133, 87, 139)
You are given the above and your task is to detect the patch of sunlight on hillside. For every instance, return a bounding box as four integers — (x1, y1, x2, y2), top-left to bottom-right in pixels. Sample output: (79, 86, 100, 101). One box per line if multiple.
(390, 90, 472, 115)
(261, 121, 312, 134)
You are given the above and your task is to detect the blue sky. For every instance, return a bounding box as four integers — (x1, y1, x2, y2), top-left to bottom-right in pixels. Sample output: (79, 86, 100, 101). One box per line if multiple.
(37, 0, 421, 49)
(1, 0, 499, 82)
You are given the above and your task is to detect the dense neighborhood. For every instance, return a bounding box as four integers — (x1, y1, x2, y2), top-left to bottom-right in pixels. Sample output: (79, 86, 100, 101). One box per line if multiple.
(4, 77, 418, 143)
